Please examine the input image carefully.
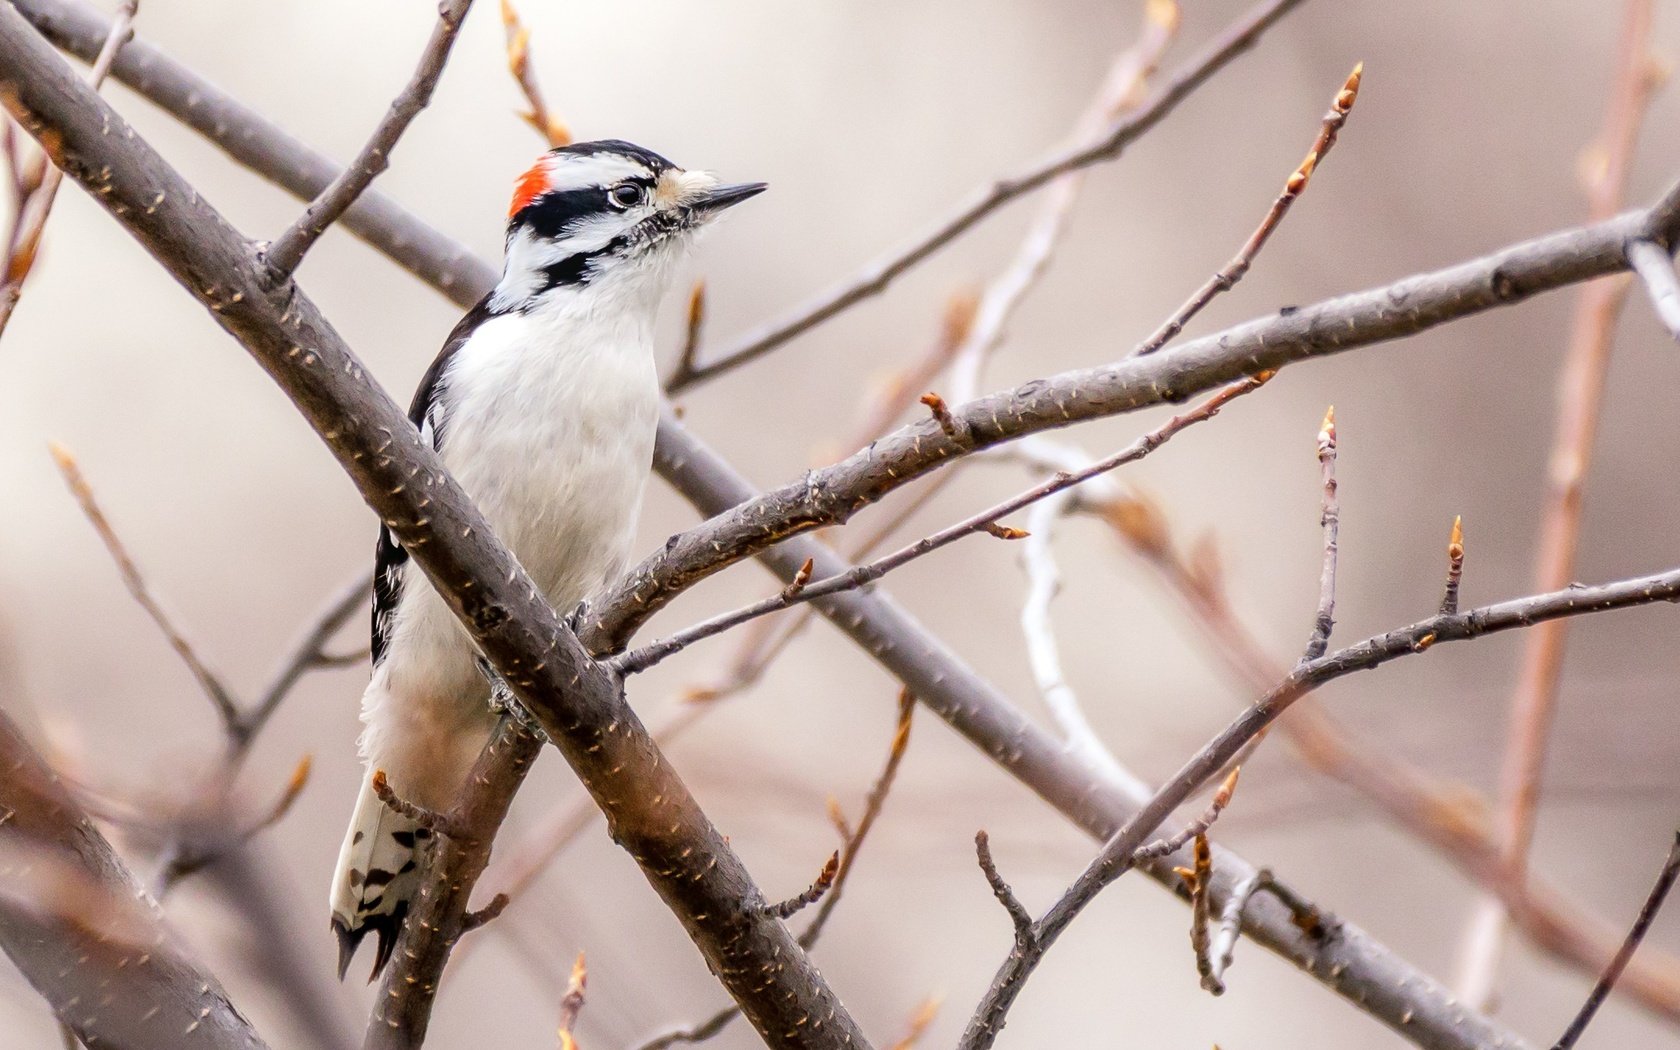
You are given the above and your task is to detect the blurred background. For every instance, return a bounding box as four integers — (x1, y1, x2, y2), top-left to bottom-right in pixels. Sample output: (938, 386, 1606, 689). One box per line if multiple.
(2, 0, 1679, 1046)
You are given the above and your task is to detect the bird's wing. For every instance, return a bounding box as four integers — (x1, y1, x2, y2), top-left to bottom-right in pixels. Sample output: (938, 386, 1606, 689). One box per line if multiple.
(370, 294, 499, 666)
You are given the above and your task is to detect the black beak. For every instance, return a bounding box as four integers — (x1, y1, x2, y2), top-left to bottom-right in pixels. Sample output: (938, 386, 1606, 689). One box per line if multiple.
(693, 182, 767, 214)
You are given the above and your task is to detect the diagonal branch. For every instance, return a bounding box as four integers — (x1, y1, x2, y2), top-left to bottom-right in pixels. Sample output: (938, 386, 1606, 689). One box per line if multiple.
(50, 441, 241, 734)
(0, 13, 864, 1049)
(665, 0, 1306, 391)
(959, 565, 1680, 1049)
(0, 706, 270, 1049)
(614, 373, 1270, 675)
(1553, 831, 1680, 1050)
(263, 0, 473, 277)
(30, 6, 1672, 1040)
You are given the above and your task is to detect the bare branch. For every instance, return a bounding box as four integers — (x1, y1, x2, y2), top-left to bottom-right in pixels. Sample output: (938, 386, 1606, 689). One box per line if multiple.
(975, 831, 1034, 946)
(240, 570, 370, 754)
(28, 6, 1653, 1039)
(556, 952, 587, 1050)
(498, 0, 570, 147)
(50, 441, 241, 734)
(0, 0, 132, 340)
(666, 0, 1304, 390)
(1303, 406, 1339, 662)
(1553, 832, 1680, 1050)
(614, 374, 1270, 674)
(1464, 0, 1663, 1005)
(959, 564, 1680, 1049)
(764, 852, 840, 920)
(1440, 515, 1465, 616)
(1133, 61, 1363, 357)
(0, 17, 864, 1047)
(264, 0, 472, 276)
(1134, 768, 1241, 861)
(0, 707, 270, 1049)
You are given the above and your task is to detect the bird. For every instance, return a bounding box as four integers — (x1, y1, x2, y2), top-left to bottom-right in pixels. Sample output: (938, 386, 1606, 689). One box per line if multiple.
(329, 139, 764, 981)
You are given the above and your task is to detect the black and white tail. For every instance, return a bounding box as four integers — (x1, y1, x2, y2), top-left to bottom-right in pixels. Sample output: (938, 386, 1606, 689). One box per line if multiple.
(329, 771, 431, 981)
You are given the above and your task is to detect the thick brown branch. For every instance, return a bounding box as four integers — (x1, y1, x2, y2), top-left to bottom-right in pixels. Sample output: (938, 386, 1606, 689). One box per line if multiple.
(0, 14, 864, 1049)
(24, 7, 1646, 1040)
(263, 0, 472, 276)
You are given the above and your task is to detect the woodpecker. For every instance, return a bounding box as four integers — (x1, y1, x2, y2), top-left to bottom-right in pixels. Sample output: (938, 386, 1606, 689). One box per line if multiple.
(329, 140, 764, 980)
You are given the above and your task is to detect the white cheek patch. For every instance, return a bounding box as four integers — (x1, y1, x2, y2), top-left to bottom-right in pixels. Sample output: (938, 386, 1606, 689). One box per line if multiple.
(655, 169, 719, 208)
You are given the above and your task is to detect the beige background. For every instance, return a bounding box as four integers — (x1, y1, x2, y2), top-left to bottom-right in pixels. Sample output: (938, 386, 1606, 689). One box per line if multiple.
(2, 1, 1679, 1047)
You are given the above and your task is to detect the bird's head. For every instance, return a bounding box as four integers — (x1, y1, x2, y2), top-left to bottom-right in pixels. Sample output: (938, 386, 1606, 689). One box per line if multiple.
(494, 139, 764, 311)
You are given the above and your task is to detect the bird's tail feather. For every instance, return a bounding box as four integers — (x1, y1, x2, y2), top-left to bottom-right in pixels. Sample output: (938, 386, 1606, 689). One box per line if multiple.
(329, 770, 430, 982)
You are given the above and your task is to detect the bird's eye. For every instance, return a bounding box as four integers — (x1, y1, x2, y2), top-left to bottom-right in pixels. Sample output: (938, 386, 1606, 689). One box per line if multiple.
(607, 184, 643, 210)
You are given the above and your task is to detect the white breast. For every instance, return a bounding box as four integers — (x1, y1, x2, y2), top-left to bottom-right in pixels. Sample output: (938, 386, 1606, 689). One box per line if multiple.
(376, 296, 659, 717)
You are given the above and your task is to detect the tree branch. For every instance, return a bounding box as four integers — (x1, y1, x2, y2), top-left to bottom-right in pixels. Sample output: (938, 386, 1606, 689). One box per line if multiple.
(613, 373, 1270, 675)
(665, 0, 1307, 391)
(0, 706, 270, 1049)
(1553, 832, 1680, 1050)
(1627, 237, 1680, 344)
(263, 0, 473, 277)
(0, 13, 864, 1048)
(959, 565, 1680, 1049)
(26, 6, 1657, 1040)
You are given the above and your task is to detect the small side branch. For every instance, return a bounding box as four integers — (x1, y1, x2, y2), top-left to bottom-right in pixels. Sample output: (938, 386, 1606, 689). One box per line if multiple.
(50, 442, 241, 735)
(1132, 61, 1363, 357)
(0, 0, 135, 341)
(763, 852, 839, 920)
(556, 952, 587, 1050)
(1304, 406, 1340, 661)
(1627, 238, 1680, 345)
(1440, 515, 1465, 615)
(1552, 831, 1680, 1050)
(264, 0, 473, 276)
(975, 831, 1034, 946)
(615, 374, 1271, 676)
(498, 0, 570, 147)
(371, 769, 460, 840)
(1134, 767, 1241, 861)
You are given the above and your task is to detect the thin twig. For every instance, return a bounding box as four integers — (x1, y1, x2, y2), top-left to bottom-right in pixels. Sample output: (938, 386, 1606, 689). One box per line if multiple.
(1179, 834, 1215, 989)
(1304, 406, 1339, 662)
(632, 692, 915, 1050)
(975, 831, 1034, 945)
(958, 563, 1680, 1049)
(1553, 832, 1680, 1049)
(1135, 767, 1241, 860)
(667, 280, 706, 388)
(1440, 515, 1465, 616)
(0, 0, 134, 341)
(1627, 238, 1680, 344)
(1044, 458, 1680, 1019)
(887, 998, 942, 1050)
(666, 0, 1303, 391)
(1203, 867, 1324, 994)
(237, 570, 369, 756)
(1133, 62, 1362, 357)
(264, 0, 473, 276)
(615, 374, 1271, 675)
(556, 952, 587, 1050)
(499, 0, 570, 147)
(371, 769, 458, 838)
(49, 442, 241, 734)
(1465, 0, 1662, 1007)
(763, 852, 839, 920)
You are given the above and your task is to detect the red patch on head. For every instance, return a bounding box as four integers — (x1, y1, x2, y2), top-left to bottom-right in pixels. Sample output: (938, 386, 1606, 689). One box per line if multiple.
(508, 159, 551, 218)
